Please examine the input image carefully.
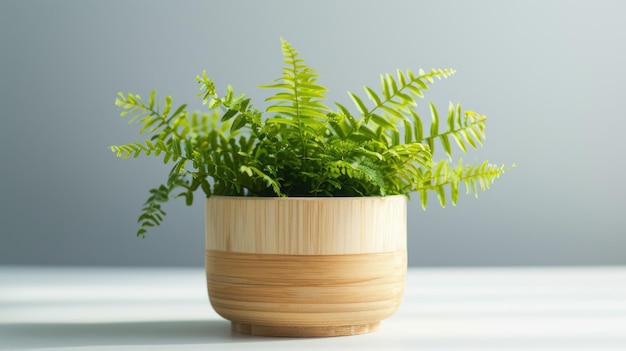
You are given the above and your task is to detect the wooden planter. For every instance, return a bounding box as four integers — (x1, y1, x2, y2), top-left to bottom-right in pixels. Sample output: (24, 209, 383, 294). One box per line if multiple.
(205, 196, 407, 337)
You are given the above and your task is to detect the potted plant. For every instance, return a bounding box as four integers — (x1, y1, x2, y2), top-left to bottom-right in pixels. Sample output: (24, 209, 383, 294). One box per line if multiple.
(111, 38, 508, 337)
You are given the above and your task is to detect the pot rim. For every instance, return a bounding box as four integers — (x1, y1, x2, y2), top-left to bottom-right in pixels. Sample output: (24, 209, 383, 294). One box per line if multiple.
(206, 194, 407, 201)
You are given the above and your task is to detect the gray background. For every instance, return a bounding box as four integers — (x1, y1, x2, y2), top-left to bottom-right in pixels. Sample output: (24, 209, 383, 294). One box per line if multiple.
(1, 0, 624, 267)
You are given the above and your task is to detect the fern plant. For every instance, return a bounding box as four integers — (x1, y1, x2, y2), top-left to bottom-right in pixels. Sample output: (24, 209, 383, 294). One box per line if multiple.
(111, 38, 509, 237)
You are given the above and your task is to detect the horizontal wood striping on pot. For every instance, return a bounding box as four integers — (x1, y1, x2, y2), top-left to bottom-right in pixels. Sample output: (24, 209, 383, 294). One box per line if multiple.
(205, 249, 406, 329)
(206, 250, 406, 287)
(205, 196, 407, 255)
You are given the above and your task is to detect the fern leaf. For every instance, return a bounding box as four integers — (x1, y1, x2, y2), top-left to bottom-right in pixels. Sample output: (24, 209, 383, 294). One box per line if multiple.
(364, 86, 382, 106)
(435, 185, 446, 207)
(451, 132, 467, 153)
(424, 105, 436, 153)
(419, 189, 428, 210)
(349, 92, 368, 116)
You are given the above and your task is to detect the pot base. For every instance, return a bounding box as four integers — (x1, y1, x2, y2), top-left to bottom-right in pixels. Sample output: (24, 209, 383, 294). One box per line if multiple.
(232, 321, 380, 337)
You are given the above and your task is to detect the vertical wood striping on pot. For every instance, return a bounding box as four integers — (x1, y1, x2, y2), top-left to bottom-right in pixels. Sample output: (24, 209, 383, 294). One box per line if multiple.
(205, 196, 407, 255)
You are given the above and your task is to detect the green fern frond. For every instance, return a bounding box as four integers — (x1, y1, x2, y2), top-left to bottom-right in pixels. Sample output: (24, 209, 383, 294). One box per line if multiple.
(135, 172, 196, 237)
(422, 102, 487, 158)
(344, 68, 457, 149)
(416, 159, 508, 209)
(239, 165, 283, 196)
(110, 136, 189, 164)
(349, 68, 456, 123)
(260, 38, 331, 158)
(115, 91, 188, 136)
(322, 159, 386, 196)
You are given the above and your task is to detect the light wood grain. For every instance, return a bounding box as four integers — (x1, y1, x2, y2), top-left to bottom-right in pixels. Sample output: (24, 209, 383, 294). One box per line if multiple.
(204, 196, 408, 337)
(231, 322, 380, 337)
(205, 250, 406, 336)
(205, 196, 407, 255)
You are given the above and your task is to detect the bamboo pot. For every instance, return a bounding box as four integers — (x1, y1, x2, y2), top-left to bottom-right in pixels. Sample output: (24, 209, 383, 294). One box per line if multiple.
(205, 195, 407, 337)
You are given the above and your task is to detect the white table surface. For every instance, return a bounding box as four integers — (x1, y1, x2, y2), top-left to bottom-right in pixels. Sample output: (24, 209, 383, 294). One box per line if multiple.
(1, 265, 626, 351)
